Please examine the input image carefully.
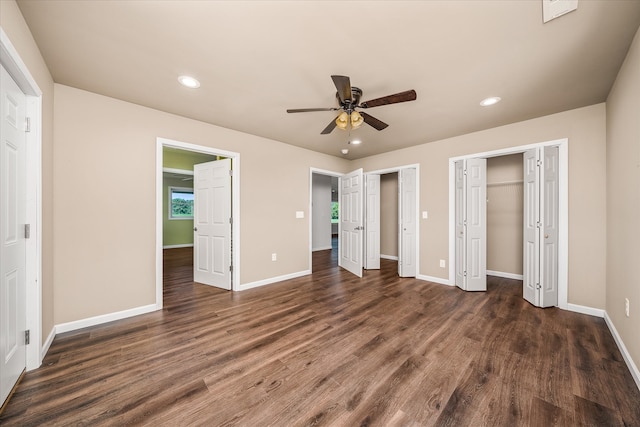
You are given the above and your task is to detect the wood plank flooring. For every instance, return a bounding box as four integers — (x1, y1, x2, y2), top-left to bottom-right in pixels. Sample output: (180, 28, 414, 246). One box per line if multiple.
(2, 246, 639, 426)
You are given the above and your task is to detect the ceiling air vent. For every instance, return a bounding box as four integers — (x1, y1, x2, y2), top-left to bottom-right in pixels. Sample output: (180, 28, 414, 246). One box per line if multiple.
(543, 0, 578, 23)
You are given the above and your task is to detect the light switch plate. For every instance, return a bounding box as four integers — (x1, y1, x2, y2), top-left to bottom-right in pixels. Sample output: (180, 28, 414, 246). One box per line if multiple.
(296, 211, 304, 218)
(422, 211, 428, 219)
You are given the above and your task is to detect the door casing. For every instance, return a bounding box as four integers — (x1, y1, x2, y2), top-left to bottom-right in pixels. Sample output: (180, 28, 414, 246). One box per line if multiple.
(1, 27, 43, 371)
(156, 138, 240, 300)
(448, 138, 568, 309)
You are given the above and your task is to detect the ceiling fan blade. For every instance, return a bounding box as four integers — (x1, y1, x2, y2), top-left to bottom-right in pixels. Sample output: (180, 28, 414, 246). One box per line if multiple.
(321, 116, 339, 134)
(287, 107, 336, 113)
(331, 75, 352, 104)
(360, 90, 417, 108)
(361, 112, 389, 131)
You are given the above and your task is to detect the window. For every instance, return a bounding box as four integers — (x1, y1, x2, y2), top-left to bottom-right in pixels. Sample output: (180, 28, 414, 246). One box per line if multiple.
(331, 201, 339, 224)
(169, 187, 194, 220)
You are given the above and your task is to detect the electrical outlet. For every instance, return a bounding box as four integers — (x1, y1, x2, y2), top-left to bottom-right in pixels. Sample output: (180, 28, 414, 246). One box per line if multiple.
(625, 298, 630, 317)
(272, 253, 277, 261)
(439, 259, 446, 268)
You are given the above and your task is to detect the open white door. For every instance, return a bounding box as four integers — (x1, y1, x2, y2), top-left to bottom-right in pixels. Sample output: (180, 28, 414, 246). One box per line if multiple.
(193, 158, 232, 290)
(339, 169, 363, 277)
(523, 147, 559, 307)
(364, 174, 380, 270)
(523, 149, 539, 305)
(399, 168, 417, 277)
(454, 159, 487, 291)
(455, 161, 465, 289)
(1, 65, 27, 405)
(541, 146, 559, 307)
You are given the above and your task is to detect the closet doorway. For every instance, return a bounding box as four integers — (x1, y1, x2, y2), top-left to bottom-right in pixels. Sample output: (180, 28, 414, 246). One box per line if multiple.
(449, 138, 568, 309)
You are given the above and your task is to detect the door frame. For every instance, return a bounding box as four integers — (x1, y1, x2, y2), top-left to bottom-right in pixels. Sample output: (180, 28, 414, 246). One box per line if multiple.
(1, 28, 43, 371)
(156, 138, 241, 301)
(366, 164, 421, 277)
(308, 168, 343, 271)
(447, 138, 568, 309)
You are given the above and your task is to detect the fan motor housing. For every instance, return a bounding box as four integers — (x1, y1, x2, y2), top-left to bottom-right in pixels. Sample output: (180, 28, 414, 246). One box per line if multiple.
(336, 87, 363, 110)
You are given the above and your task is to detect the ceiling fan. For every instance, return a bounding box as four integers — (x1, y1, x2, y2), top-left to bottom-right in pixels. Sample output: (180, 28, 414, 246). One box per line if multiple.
(286, 75, 417, 134)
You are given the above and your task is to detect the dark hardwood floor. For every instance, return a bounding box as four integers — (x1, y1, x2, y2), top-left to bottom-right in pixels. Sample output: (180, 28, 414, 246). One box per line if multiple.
(2, 246, 639, 426)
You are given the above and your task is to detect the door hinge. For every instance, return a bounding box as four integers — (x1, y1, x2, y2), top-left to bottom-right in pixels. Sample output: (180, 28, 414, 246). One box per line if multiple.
(229, 169, 233, 176)
(537, 160, 542, 167)
(536, 283, 541, 290)
(24, 224, 31, 239)
(25, 330, 30, 345)
(229, 265, 233, 273)
(25, 117, 31, 133)
(229, 217, 233, 225)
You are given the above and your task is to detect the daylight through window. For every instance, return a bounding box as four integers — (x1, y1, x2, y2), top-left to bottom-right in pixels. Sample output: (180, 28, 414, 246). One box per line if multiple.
(169, 187, 194, 220)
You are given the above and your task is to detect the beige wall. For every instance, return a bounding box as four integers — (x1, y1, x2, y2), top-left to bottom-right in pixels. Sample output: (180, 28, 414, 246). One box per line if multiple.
(0, 0, 55, 344)
(353, 103, 607, 309)
(487, 154, 523, 275)
(380, 173, 398, 258)
(606, 26, 640, 378)
(53, 84, 349, 323)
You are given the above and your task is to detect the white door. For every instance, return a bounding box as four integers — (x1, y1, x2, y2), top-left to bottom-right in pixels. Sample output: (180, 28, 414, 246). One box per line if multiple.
(399, 168, 417, 277)
(523, 147, 559, 307)
(541, 146, 559, 307)
(364, 174, 380, 270)
(455, 159, 487, 291)
(1, 65, 27, 405)
(522, 147, 559, 307)
(339, 169, 363, 277)
(523, 149, 539, 305)
(193, 158, 232, 290)
(455, 161, 465, 289)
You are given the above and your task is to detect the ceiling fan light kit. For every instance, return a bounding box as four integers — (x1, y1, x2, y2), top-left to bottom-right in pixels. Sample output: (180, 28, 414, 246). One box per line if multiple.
(287, 75, 417, 135)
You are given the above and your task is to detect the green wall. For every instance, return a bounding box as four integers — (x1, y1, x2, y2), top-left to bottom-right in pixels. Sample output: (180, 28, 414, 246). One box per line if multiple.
(162, 147, 218, 247)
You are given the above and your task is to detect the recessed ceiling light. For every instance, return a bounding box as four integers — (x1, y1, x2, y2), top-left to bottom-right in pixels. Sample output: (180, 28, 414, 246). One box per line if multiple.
(178, 75, 200, 89)
(350, 140, 362, 145)
(480, 96, 501, 107)
(341, 149, 349, 155)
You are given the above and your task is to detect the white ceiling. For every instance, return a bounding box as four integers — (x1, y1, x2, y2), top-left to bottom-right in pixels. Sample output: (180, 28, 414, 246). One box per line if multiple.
(17, 0, 640, 159)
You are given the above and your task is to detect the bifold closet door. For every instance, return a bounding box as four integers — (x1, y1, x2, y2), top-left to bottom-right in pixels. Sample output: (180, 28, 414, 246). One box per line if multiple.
(455, 159, 487, 291)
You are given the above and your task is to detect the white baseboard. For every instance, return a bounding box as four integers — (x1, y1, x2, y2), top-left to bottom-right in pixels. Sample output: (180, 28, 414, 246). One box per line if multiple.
(566, 303, 605, 318)
(486, 270, 523, 280)
(380, 254, 398, 261)
(163, 244, 193, 249)
(604, 311, 640, 391)
(40, 326, 56, 362)
(238, 270, 311, 291)
(312, 246, 332, 252)
(417, 274, 452, 286)
(55, 303, 160, 334)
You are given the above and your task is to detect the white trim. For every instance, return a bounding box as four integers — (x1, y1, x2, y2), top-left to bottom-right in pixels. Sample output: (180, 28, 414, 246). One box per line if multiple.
(448, 138, 568, 309)
(566, 303, 604, 318)
(163, 167, 193, 176)
(41, 327, 55, 362)
(417, 274, 452, 286)
(157, 137, 241, 297)
(312, 246, 332, 252)
(380, 254, 398, 261)
(486, 270, 523, 280)
(1, 26, 43, 371)
(55, 304, 158, 334)
(238, 270, 311, 291)
(604, 312, 640, 391)
(163, 244, 194, 249)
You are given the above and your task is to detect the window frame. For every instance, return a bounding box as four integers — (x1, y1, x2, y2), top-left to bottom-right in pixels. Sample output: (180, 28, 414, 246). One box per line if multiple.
(168, 186, 195, 220)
